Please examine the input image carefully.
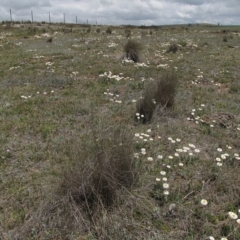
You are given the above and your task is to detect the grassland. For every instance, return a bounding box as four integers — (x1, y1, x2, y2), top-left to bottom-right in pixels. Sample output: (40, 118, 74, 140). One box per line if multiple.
(0, 22, 240, 240)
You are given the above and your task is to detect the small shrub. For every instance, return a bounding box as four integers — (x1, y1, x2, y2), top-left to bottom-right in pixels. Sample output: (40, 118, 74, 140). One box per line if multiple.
(86, 26, 91, 33)
(167, 43, 178, 53)
(124, 39, 141, 63)
(96, 28, 101, 33)
(106, 27, 112, 35)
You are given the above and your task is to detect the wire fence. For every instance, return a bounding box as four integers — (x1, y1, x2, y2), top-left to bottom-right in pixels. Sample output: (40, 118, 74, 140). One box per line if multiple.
(3, 9, 94, 25)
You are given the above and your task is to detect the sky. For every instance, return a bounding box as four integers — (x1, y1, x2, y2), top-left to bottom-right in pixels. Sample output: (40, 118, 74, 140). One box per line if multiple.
(0, 0, 239, 26)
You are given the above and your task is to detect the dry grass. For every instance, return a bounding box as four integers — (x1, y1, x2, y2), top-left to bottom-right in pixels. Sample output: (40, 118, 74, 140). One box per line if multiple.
(1, 23, 240, 240)
(135, 71, 178, 123)
(125, 28, 131, 38)
(167, 43, 178, 53)
(124, 39, 141, 62)
(47, 37, 53, 43)
(135, 84, 157, 124)
(105, 27, 112, 35)
(10, 126, 142, 239)
(154, 70, 178, 108)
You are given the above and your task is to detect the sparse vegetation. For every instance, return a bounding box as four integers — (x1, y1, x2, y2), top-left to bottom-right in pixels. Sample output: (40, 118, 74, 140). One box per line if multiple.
(1, 22, 240, 240)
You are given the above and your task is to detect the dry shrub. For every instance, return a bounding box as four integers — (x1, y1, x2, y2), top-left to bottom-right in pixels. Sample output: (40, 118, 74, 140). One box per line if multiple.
(136, 71, 178, 123)
(124, 39, 141, 63)
(12, 127, 141, 239)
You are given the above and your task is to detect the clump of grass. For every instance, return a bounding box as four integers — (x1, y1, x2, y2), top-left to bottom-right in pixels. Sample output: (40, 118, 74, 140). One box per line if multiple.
(96, 28, 101, 33)
(135, 71, 178, 123)
(223, 36, 228, 42)
(123, 39, 141, 63)
(106, 27, 112, 35)
(167, 43, 178, 53)
(141, 30, 147, 37)
(47, 37, 53, 43)
(42, 28, 47, 33)
(59, 133, 139, 209)
(136, 84, 157, 124)
(229, 80, 240, 93)
(86, 26, 91, 33)
(125, 29, 131, 38)
(13, 127, 141, 239)
(154, 71, 178, 108)
(179, 40, 187, 47)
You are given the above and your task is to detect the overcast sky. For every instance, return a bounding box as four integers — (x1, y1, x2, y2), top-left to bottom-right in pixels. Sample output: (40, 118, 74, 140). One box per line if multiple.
(0, 0, 239, 25)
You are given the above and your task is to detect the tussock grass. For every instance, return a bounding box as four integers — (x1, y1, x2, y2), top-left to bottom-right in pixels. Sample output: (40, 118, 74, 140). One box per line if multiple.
(106, 27, 112, 35)
(124, 39, 141, 63)
(223, 36, 228, 42)
(136, 71, 178, 123)
(167, 43, 178, 53)
(47, 37, 53, 43)
(1, 23, 240, 240)
(125, 28, 131, 38)
(12, 126, 142, 239)
(136, 84, 157, 124)
(154, 71, 178, 108)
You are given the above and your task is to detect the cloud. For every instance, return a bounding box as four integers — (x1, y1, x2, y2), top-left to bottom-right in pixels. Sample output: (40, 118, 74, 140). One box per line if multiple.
(99, 0, 113, 6)
(0, 0, 239, 25)
(1, 0, 51, 10)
